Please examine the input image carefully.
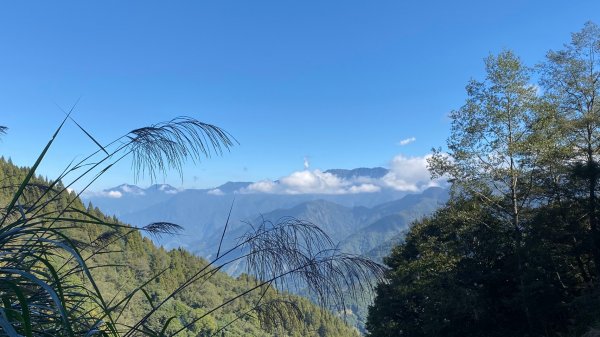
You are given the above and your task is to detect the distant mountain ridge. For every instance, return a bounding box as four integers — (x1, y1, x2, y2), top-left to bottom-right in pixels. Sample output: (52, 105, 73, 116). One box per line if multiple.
(92, 167, 391, 200)
(211, 181, 252, 193)
(83, 167, 406, 219)
(324, 167, 389, 179)
(82, 168, 448, 260)
(85, 183, 181, 217)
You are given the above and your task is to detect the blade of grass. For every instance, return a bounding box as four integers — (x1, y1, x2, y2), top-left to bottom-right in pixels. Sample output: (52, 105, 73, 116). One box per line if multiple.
(1, 111, 72, 227)
(55, 101, 109, 156)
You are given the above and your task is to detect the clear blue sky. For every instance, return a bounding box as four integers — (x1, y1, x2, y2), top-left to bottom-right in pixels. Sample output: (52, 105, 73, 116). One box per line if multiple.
(0, 1, 598, 190)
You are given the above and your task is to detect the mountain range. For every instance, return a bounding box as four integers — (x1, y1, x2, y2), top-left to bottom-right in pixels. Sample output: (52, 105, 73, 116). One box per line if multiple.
(83, 167, 449, 263)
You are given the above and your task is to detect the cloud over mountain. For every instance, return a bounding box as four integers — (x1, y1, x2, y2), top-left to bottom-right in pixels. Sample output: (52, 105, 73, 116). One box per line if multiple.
(106, 190, 123, 198)
(83, 190, 124, 198)
(82, 183, 179, 200)
(382, 154, 440, 192)
(240, 153, 441, 195)
(242, 169, 381, 195)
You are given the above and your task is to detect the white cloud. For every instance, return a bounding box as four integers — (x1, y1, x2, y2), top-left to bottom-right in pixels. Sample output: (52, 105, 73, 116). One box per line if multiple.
(81, 189, 124, 199)
(382, 154, 441, 192)
(239, 153, 444, 195)
(245, 180, 278, 193)
(107, 190, 123, 198)
(398, 137, 416, 146)
(242, 169, 379, 195)
(162, 188, 179, 194)
(240, 152, 445, 195)
(120, 185, 145, 195)
(279, 170, 345, 194)
(157, 184, 179, 194)
(83, 152, 443, 198)
(207, 188, 224, 196)
(348, 183, 381, 193)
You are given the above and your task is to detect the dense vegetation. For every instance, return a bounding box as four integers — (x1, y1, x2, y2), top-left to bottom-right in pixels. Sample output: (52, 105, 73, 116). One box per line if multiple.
(0, 157, 364, 336)
(0, 117, 382, 336)
(366, 22, 600, 336)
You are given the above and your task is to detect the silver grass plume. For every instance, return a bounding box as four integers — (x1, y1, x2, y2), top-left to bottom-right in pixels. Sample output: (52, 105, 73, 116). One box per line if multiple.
(126, 117, 237, 182)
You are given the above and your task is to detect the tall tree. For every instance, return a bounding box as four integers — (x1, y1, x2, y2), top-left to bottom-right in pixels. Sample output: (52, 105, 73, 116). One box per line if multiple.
(368, 23, 600, 337)
(429, 50, 539, 330)
(429, 50, 539, 226)
(539, 21, 600, 277)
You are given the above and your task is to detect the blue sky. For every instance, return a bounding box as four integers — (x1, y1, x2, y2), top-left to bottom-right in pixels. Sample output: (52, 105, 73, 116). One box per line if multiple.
(0, 1, 598, 190)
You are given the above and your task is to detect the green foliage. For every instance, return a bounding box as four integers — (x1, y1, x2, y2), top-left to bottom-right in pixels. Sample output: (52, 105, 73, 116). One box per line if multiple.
(368, 22, 600, 337)
(0, 116, 381, 336)
(0, 116, 376, 337)
(368, 199, 548, 336)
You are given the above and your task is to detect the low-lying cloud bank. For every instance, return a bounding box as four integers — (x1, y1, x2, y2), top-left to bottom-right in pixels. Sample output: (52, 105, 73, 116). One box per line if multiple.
(242, 169, 381, 195)
(83, 190, 124, 199)
(239, 153, 444, 195)
(382, 154, 439, 192)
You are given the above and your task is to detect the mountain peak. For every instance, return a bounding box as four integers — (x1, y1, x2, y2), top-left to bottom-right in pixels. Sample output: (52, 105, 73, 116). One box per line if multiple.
(214, 181, 252, 193)
(147, 184, 179, 194)
(107, 184, 145, 195)
(104, 183, 181, 196)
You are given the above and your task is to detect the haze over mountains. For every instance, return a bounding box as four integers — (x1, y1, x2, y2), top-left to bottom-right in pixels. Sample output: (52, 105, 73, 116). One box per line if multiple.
(83, 167, 449, 263)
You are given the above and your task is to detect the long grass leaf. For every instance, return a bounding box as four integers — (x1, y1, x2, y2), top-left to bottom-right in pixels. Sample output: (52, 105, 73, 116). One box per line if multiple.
(158, 317, 177, 337)
(1, 113, 70, 227)
(3, 282, 32, 337)
(1, 268, 74, 337)
(216, 198, 235, 259)
(0, 308, 20, 337)
(59, 107, 108, 156)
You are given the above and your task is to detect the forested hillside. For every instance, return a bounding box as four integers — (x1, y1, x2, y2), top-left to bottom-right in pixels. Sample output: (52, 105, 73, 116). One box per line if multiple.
(0, 111, 384, 337)
(367, 22, 600, 337)
(0, 156, 362, 336)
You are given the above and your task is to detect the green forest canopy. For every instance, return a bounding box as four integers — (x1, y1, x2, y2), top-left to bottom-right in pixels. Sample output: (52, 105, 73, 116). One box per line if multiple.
(366, 21, 600, 337)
